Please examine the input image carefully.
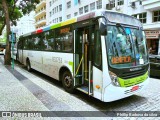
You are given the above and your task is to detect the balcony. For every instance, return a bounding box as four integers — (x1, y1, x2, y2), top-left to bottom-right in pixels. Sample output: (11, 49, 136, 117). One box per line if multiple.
(35, 9, 46, 19)
(35, 19, 46, 28)
(142, 0, 160, 11)
(36, 0, 46, 10)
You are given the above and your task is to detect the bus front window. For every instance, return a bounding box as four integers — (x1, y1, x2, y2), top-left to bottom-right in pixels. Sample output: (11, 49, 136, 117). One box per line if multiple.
(106, 25, 148, 68)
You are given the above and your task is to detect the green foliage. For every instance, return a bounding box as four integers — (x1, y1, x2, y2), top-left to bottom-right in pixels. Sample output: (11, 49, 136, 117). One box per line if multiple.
(0, 0, 40, 34)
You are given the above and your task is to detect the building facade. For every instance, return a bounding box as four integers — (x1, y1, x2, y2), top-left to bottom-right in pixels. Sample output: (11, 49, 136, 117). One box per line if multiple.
(11, 11, 35, 38)
(45, 0, 160, 54)
(35, 0, 47, 29)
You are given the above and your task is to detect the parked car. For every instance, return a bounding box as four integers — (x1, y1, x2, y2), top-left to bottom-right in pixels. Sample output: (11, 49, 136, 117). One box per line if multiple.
(149, 54, 160, 77)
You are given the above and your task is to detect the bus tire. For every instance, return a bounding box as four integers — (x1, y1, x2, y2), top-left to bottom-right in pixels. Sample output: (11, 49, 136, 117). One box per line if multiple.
(26, 59, 32, 72)
(62, 71, 74, 93)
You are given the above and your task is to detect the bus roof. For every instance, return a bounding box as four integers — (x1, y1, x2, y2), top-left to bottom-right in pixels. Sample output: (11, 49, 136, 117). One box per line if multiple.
(21, 9, 142, 37)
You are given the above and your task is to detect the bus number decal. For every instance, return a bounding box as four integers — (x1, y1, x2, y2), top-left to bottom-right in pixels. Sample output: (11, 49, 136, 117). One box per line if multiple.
(52, 57, 62, 63)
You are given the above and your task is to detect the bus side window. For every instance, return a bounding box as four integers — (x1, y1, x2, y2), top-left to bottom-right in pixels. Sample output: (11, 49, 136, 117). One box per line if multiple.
(47, 30, 55, 51)
(55, 29, 62, 51)
(23, 38, 28, 50)
(94, 30, 102, 67)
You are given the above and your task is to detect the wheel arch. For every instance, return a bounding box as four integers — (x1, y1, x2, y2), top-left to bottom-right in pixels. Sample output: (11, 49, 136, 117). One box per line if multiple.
(59, 66, 72, 81)
(26, 57, 29, 63)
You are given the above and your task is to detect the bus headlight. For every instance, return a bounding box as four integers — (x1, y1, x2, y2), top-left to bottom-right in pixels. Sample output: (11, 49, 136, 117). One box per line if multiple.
(109, 71, 120, 87)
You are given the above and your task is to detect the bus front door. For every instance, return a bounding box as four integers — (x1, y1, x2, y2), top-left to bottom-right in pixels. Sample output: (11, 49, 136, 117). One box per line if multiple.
(74, 26, 94, 95)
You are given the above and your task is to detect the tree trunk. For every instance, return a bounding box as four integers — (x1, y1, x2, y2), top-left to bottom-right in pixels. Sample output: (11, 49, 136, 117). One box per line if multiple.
(2, 0, 11, 65)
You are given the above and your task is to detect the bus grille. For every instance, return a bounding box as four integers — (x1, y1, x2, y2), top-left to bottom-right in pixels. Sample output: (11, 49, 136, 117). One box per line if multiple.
(120, 69, 147, 79)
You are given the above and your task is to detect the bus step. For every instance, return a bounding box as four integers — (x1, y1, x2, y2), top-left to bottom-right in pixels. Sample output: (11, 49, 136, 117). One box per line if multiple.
(77, 86, 88, 94)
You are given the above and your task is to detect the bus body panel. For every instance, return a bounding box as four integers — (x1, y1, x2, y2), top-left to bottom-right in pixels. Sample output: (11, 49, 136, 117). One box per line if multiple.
(92, 66, 103, 100)
(101, 36, 112, 100)
(18, 49, 23, 63)
(21, 50, 73, 80)
(103, 77, 149, 102)
(42, 52, 73, 80)
(24, 50, 43, 73)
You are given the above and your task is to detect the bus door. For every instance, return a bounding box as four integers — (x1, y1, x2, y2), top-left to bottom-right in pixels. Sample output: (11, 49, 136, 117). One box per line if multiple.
(74, 26, 95, 95)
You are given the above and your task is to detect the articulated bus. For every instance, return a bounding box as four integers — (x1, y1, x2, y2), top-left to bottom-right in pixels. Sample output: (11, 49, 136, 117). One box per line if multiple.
(17, 10, 149, 102)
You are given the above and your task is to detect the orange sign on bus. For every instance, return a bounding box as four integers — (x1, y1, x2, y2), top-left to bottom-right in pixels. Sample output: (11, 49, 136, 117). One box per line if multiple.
(111, 56, 131, 64)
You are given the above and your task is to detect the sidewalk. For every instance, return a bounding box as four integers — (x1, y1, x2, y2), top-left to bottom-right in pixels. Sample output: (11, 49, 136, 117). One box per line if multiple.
(0, 58, 49, 112)
(0, 56, 110, 119)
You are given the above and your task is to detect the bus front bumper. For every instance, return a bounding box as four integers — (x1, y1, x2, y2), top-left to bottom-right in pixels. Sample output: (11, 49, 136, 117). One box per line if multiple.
(103, 77, 149, 102)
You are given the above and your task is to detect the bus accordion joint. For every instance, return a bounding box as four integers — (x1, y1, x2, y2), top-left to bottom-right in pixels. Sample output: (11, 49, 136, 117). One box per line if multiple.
(111, 56, 131, 64)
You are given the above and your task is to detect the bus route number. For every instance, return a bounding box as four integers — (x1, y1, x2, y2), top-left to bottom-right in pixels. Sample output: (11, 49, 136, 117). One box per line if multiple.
(52, 57, 62, 63)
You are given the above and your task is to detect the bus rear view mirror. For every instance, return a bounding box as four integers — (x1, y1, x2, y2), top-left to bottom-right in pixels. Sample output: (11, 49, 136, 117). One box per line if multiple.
(100, 23, 107, 36)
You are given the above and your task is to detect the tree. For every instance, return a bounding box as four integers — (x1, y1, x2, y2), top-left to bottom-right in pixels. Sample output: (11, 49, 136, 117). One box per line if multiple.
(0, 0, 39, 65)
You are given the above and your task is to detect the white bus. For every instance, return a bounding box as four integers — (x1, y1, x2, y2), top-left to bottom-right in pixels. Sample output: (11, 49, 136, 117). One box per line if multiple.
(17, 10, 149, 102)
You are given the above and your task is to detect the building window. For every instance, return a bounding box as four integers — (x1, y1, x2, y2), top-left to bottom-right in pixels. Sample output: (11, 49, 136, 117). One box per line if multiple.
(50, 12, 52, 17)
(153, 10, 160, 22)
(132, 12, 147, 23)
(79, 7, 83, 15)
(49, 1, 52, 6)
(67, 1, 71, 9)
(139, 1, 142, 5)
(110, 0, 115, 7)
(67, 14, 71, 19)
(139, 12, 147, 23)
(57, 6, 58, 12)
(59, 17, 62, 22)
(97, 0, 102, 9)
(55, 7, 57, 13)
(84, 5, 89, 13)
(59, 4, 62, 11)
(90, 2, 95, 11)
(52, 8, 54, 14)
(132, 14, 137, 18)
(74, 12, 78, 16)
(117, 0, 124, 5)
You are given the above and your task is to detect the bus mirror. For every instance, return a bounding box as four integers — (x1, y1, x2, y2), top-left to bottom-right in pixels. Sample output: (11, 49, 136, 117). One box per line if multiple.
(100, 23, 107, 36)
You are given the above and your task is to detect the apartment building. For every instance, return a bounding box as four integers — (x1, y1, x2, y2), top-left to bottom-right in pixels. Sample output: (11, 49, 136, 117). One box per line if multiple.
(11, 12, 35, 37)
(46, 0, 106, 25)
(46, 0, 160, 54)
(35, 0, 47, 29)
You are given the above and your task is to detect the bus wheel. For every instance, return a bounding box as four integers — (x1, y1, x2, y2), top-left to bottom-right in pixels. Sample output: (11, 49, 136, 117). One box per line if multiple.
(62, 71, 74, 93)
(26, 60, 32, 72)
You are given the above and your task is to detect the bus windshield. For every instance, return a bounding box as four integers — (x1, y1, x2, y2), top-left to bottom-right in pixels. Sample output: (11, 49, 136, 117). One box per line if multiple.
(106, 25, 148, 68)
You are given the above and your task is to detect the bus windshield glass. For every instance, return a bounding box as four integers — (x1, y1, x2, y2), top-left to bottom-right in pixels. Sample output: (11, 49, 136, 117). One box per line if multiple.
(106, 25, 148, 68)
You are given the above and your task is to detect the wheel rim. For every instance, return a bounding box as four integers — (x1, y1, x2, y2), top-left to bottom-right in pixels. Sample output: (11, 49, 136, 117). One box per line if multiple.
(64, 75, 72, 88)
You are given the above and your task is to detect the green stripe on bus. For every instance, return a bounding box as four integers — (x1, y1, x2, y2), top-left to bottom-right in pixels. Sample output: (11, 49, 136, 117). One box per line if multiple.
(50, 23, 61, 29)
(118, 72, 148, 87)
(68, 61, 73, 72)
